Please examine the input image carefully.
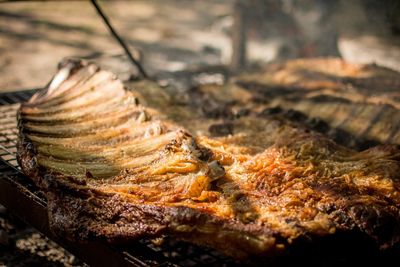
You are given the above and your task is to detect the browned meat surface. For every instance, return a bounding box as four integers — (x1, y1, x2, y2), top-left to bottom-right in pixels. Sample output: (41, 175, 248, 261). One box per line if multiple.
(235, 58, 400, 148)
(17, 59, 400, 260)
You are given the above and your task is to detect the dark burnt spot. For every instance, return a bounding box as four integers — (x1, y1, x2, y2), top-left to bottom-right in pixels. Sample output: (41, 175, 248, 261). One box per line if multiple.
(250, 94, 269, 104)
(258, 106, 283, 117)
(237, 81, 301, 97)
(308, 117, 330, 133)
(85, 171, 94, 179)
(370, 213, 399, 244)
(165, 139, 181, 153)
(356, 139, 381, 151)
(25, 142, 36, 153)
(318, 203, 337, 214)
(349, 205, 400, 243)
(285, 109, 307, 121)
(329, 128, 353, 146)
(188, 87, 235, 119)
(198, 146, 213, 161)
(284, 218, 298, 224)
(308, 95, 352, 104)
(332, 210, 354, 226)
(209, 122, 234, 137)
(201, 103, 234, 119)
(236, 108, 250, 118)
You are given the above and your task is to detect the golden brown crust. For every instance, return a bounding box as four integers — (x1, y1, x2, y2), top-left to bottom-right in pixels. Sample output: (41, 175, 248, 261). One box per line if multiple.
(17, 59, 400, 260)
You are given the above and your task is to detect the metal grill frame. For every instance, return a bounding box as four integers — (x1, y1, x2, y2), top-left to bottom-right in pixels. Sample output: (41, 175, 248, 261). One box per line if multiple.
(0, 90, 239, 267)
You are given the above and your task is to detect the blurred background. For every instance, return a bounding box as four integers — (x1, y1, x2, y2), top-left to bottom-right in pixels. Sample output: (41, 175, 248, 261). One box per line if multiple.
(0, 0, 400, 266)
(1, 0, 400, 92)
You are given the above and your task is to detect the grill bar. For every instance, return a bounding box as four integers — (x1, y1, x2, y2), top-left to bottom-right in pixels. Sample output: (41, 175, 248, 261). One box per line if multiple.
(0, 89, 238, 267)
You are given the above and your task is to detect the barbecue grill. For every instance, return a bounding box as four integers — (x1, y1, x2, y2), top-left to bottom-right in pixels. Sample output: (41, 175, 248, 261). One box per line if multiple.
(0, 89, 245, 267)
(1, 1, 400, 266)
(0, 1, 246, 265)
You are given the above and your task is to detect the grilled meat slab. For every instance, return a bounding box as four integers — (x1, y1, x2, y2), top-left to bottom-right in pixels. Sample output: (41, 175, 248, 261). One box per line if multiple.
(17, 59, 400, 259)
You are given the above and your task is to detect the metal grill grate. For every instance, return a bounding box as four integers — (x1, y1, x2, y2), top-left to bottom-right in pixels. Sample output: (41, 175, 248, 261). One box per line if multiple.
(0, 89, 241, 267)
(0, 91, 32, 170)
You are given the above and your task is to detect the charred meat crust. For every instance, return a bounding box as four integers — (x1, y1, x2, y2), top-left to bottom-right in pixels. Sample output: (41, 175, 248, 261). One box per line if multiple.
(16, 59, 400, 260)
(18, 137, 400, 260)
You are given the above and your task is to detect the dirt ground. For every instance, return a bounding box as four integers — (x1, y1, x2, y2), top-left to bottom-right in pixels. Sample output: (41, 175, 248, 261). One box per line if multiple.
(1, 0, 399, 92)
(0, 0, 237, 92)
(1, 0, 400, 266)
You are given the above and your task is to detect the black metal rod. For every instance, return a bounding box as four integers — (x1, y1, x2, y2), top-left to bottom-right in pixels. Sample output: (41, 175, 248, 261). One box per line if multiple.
(90, 0, 148, 78)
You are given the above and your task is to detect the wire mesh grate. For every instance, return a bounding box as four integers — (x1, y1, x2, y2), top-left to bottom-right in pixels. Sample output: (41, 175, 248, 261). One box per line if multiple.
(0, 89, 242, 267)
(0, 100, 24, 172)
